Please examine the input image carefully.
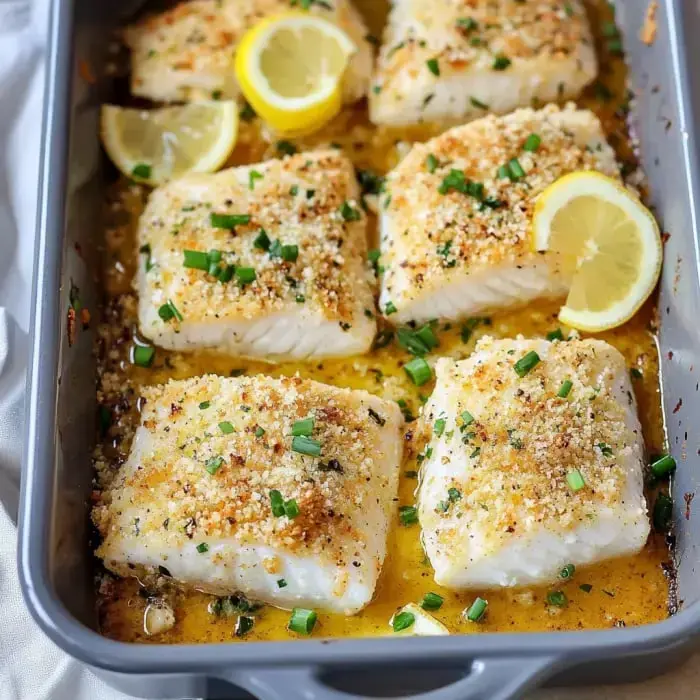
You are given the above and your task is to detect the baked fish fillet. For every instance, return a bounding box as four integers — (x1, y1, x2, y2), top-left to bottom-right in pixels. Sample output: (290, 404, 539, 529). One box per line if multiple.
(370, 0, 597, 126)
(125, 0, 373, 104)
(136, 150, 376, 360)
(419, 337, 649, 589)
(94, 373, 403, 614)
(379, 104, 620, 325)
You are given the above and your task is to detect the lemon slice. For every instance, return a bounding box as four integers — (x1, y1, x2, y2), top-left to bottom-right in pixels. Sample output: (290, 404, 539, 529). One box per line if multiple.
(234, 13, 356, 135)
(533, 171, 662, 332)
(100, 101, 238, 185)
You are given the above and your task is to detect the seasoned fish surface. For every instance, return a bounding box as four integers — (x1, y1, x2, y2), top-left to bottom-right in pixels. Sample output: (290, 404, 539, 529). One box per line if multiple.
(125, 0, 373, 103)
(379, 104, 619, 325)
(136, 150, 376, 360)
(370, 0, 597, 126)
(419, 337, 649, 589)
(94, 374, 403, 614)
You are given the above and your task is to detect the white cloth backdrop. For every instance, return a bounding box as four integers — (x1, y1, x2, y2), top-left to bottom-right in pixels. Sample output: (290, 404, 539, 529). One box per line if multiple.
(0, 1, 695, 699)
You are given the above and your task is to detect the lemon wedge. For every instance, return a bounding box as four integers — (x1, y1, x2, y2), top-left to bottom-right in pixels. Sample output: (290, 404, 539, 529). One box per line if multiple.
(100, 101, 238, 186)
(533, 171, 662, 332)
(234, 13, 356, 135)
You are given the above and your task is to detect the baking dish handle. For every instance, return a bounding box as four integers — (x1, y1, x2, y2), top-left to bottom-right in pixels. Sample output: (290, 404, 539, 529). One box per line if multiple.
(228, 655, 558, 700)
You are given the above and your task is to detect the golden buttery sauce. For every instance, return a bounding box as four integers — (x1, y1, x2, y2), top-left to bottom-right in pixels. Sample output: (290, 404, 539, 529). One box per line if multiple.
(96, 0, 673, 644)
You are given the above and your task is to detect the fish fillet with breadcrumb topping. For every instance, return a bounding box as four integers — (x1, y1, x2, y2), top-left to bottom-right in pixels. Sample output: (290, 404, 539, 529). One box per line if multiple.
(125, 0, 373, 104)
(379, 104, 620, 325)
(370, 0, 597, 126)
(418, 336, 649, 589)
(93, 373, 403, 614)
(136, 150, 376, 360)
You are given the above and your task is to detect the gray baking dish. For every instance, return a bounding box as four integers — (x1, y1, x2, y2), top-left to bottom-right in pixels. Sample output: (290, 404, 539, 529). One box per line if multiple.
(17, 0, 700, 698)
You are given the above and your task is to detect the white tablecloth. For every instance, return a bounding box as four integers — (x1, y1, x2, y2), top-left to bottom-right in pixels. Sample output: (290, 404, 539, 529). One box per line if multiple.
(0, 1, 694, 699)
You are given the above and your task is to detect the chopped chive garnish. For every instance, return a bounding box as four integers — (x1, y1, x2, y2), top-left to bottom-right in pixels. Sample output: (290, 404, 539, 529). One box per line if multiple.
(470, 447, 481, 459)
(397, 325, 438, 356)
(403, 357, 432, 386)
(523, 133, 541, 152)
(579, 583, 593, 593)
(339, 200, 361, 222)
(133, 345, 155, 368)
(651, 454, 676, 478)
(219, 421, 234, 434)
(270, 490, 285, 517)
(253, 228, 271, 251)
(255, 426, 265, 438)
(289, 185, 299, 196)
(426, 153, 439, 173)
(426, 58, 440, 76)
(456, 16, 478, 31)
(183, 249, 210, 270)
(653, 493, 672, 531)
(391, 611, 415, 632)
(196, 542, 209, 554)
(292, 435, 321, 457)
(132, 163, 151, 180)
(139, 243, 154, 272)
(292, 417, 315, 437)
(507, 158, 526, 180)
(566, 468, 586, 492)
(460, 410, 474, 426)
(158, 299, 183, 322)
(399, 505, 419, 526)
(597, 442, 613, 457)
(280, 244, 298, 262)
(208, 249, 222, 263)
(205, 456, 224, 475)
(630, 367, 643, 379)
(470, 96, 489, 110)
(558, 380, 573, 398)
(199, 401, 211, 409)
(559, 563, 576, 580)
(235, 267, 256, 285)
(465, 597, 488, 622)
(208, 261, 222, 277)
(235, 616, 254, 637)
(296, 294, 305, 303)
(433, 418, 446, 437)
(547, 328, 564, 341)
(219, 265, 234, 283)
(513, 351, 540, 377)
(448, 487, 461, 502)
(284, 499, 300, 519)
(546, 591, 567, 607)
(497, 164, 510, 179)
(492, 54, 511, 70)
(421, 592, 444, 610)
(210, 213, 250, 229)
(385, 301, 397, 315)
(249, 169, 263, 189)
(277, 579, 287, 588)
(289, 608, 317, 635)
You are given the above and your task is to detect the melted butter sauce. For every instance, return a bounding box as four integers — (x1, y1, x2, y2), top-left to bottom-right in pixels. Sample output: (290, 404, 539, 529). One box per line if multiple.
(97, 0, 672, 644)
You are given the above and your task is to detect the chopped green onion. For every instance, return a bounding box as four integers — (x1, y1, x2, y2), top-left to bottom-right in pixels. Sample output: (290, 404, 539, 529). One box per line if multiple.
(460, 410, 474, 426)
(284, 499, 300, 519)
(523, 133, 541, 152)
(433, 418, 446, 437)
(426, 58, 440, 76)
(456, 17, 478, 31)
(497, 164, 510, 179)
(208, 261, 222, 277)
(139, 243, 154, 272)
(465, 597, 487, 622)
(292, 435, 322, 457)
(296, 294, 305, 303)
(567, 468, 586, 492)
(277, 579, 288, 588)
(208, 249, 222, 263)
(219, 265, 234, 283)
(289, 185, 299, 196)
(426, 153, 439, 173)
(448, 487, 461, 502)
(270, 490, 285, 517)
(421, 592, 444, 610)
(288, 608, 317, 635)
(557, 380, 573, 398)
(255, 426, 265, 438)
(559, 564, 576, 580)
(235, 615, 254, 637)
(507, 158, 526, 180)
(205, 456, 224, 475)
(339, 200, 361, 222)
(547, 328, 564, 341)
(219, 421, 234, 434)
(399, 505, 419, 526)
(253, 229, 271, 251)
(513, 351, 540, 377)
(292, 417, 315, 437)
(492, 54, 511, 70)
(132, 163, 151, 180)
(196, 542, 209, 554)
(281, 244, 298, 262)
(404, 357, 432, 386)
(391, 611, 415, 632)
(597, 442, 613, 457)
(133, 345, 155, 368)
(579, 583, 593, 593)
(385, 301, 397, 315)
(249, 169, 263, 189)
(653, 493, 673, 531)
(470, 96, 489, 110)
(546, 591, 567, 607)
(158, 300, 183, 322)
(199, 401, 210, 409)
(235, 267, 256, 285)
(210, 213, 250, 229)
(397, 325, 438, 357)
(651, 454, 676, 478)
